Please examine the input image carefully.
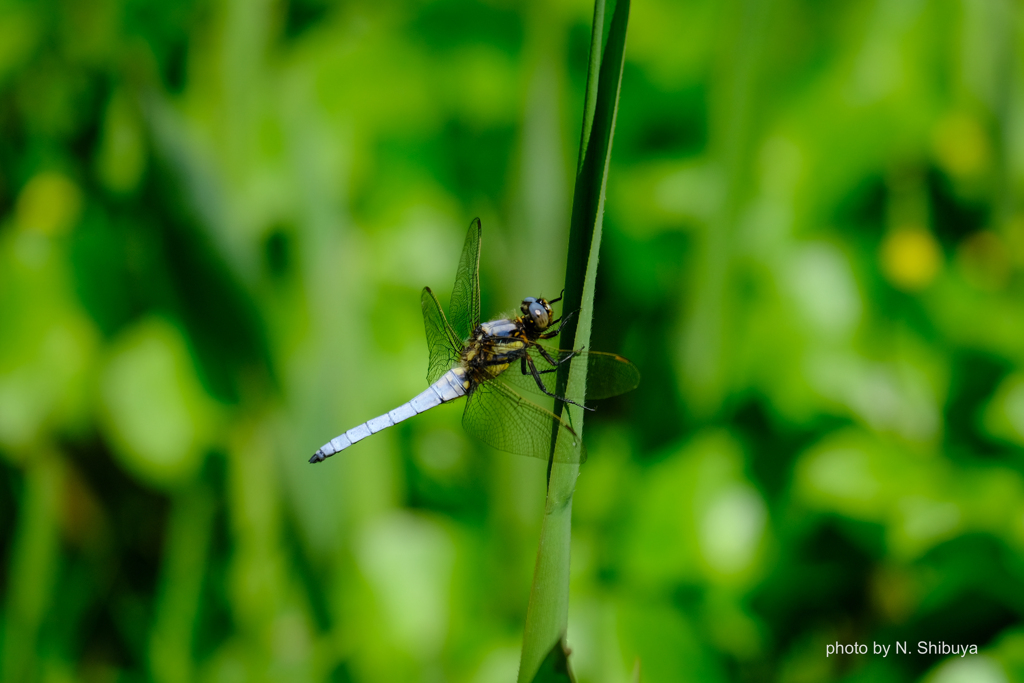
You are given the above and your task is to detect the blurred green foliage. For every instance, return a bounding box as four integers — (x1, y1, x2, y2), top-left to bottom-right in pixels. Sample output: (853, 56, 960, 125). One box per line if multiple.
(1, 0, 1024, 682)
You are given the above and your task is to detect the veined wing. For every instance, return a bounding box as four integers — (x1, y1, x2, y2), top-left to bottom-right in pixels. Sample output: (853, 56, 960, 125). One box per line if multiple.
(462, 379, 586, 464)
(492, 343, 640, 402)
(421, 287, 463, 384)
(447, 218, 482, 342)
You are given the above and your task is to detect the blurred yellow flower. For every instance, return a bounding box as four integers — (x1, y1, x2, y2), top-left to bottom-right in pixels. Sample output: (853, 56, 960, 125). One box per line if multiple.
(14, 172, 82, 235)
(932, 112, 990, 181)
(879, 226, 941, 291)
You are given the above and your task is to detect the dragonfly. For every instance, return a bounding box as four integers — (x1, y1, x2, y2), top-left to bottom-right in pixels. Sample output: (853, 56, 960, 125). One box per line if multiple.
(310, 218, 640, 465)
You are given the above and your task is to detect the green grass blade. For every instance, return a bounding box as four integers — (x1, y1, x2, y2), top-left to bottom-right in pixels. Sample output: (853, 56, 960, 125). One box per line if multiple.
(528, 637, 577, 683)
(556, 0, 630, 426)
(575, 0, 605, 175)
(517, 0, 630, 680)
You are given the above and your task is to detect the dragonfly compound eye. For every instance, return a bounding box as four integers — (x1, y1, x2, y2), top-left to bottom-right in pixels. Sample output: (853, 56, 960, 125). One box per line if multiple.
(528, 301, 549, 328)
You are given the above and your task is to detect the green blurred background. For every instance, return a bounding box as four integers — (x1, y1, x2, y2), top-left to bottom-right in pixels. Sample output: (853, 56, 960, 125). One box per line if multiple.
(2, 0, 1024, 681)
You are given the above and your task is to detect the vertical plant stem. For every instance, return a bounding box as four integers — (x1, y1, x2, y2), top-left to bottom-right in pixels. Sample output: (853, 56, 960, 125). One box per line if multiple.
(517, 0, 630, 680)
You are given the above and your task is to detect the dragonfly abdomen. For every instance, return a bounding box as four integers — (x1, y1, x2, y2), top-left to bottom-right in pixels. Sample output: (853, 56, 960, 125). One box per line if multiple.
(310, 368, 469, 463)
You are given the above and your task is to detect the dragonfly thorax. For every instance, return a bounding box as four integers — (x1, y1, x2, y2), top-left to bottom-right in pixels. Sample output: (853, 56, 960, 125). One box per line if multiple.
(460, 296, 556, 383)
(463, 318, 528, 382)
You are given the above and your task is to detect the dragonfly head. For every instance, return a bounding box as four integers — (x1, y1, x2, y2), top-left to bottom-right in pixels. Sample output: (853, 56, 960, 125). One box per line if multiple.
(521, 296, 554, 331)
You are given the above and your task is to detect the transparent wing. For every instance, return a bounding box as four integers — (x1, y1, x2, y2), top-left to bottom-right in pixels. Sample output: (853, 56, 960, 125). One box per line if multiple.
(462, 379, 586, 464)
(421, 286, 463, 384)
(496, 344, 641, 402)
(447, 218, 482, 342)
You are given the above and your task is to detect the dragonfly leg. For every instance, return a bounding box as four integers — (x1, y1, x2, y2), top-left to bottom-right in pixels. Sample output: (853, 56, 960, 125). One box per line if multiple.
(539, 310, 577, 340)
(534, 343, 577, 368)
(521, 356, 560, 376)
(523, 355, 594, 411)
